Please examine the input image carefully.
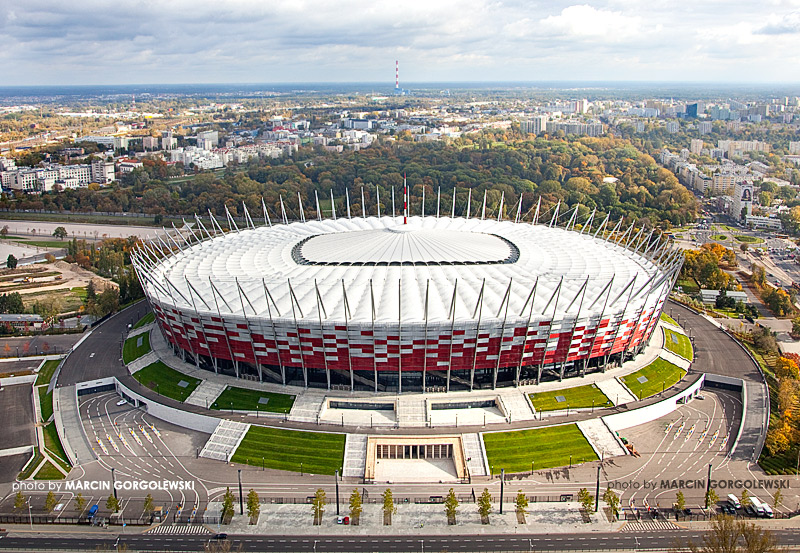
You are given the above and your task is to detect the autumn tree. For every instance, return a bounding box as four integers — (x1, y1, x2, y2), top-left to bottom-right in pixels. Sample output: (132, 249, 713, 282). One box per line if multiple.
(477, 488, 492, 523)
(603, 487, 620, 519)
(349, 488, 362, 524)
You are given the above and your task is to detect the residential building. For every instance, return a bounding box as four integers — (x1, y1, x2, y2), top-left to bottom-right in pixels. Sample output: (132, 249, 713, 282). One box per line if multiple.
(690, 139, 703, 155)
(520, 116, 547, 135)
(665, 121, 679, 133)
(698, 121, 712, 134)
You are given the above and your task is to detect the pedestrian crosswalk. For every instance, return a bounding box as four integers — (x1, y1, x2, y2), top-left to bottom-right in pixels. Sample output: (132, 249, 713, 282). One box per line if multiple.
(146, 524, 211, 534)
(620, 520, 679, 532)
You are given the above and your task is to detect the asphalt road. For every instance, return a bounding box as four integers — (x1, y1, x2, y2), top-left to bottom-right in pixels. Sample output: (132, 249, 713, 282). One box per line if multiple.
(666, 302, 762, 383)
(58, 304, 148, 386)
(1, 528, 800, 552)
(1, 383, 36, 450)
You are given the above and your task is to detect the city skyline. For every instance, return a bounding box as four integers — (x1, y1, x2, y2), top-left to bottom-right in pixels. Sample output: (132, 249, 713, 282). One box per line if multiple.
(2, 0, 800, 86)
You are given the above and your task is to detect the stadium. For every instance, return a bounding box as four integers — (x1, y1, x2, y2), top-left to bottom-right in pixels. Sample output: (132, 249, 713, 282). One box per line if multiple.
(132, 203, 683, 393)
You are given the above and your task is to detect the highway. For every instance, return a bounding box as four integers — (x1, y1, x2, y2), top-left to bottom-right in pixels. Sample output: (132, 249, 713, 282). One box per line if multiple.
(1, 528, 799, 552)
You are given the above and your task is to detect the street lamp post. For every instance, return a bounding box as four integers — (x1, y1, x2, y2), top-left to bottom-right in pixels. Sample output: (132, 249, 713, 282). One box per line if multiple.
(111, 467, 117, 500)
(335, 470, 340, 516)
(499, 469, 505, 515)
(237, 469, 243, 515)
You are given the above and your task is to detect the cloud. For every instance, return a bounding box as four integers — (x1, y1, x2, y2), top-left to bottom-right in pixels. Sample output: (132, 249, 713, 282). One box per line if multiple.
(754, 11, 800, 34)
(539, 4, 652, 41)
(0, 0, 798, 84)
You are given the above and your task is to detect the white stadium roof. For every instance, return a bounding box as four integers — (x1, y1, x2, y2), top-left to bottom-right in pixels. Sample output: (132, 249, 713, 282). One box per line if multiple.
(139, 216, 674, 325)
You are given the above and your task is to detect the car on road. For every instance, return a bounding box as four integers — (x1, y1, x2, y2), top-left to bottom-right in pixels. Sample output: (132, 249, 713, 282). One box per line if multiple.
(336, 515, 350, 524)
(116, 399, 127, 406)
(212, 533, 228, 540)
(744, 504, 756, 516)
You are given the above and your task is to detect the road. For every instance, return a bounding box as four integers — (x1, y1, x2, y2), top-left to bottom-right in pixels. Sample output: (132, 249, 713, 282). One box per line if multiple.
(1, 528, 800, 552)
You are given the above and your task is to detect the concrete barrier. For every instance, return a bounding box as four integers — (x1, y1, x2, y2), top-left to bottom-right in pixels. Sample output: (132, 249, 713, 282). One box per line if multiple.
(603, 374, 705, 433)
(114, 378, 220, 434)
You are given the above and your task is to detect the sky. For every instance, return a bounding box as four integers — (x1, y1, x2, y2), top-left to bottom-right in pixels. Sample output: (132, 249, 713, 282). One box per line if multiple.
(1, 0, 800, 86)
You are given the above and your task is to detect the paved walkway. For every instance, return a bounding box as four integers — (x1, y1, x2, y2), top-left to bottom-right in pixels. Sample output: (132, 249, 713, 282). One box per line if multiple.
(53, 385, 97, 465)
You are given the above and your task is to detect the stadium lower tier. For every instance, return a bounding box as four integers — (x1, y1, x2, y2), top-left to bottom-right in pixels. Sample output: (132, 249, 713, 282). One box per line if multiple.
(150, 298, 665, 392)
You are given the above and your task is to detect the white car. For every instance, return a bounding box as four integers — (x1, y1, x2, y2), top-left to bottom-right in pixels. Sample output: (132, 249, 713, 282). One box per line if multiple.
(116, 399, 127, 406)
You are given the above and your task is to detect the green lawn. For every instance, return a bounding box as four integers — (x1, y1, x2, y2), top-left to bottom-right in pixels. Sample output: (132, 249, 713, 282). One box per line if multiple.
(35, 359, 61, 386)
(483, 424, 599, 474)
(232, 426, 345, 475)
(664, 328, 693, 360)
(42, 421, 71, 472)
(676, 278, 700, 295)
(38, 386, 53, 422)
(132, 361, 200, 402)
(133, 312, 155, 329)
(528, 384, 612, 412)
(734, 235, 764, 244)
(123, 332, 151, 364)
(710, 234, 728, 241)
(33, 460, 64, 480)
(9, 236, 70, 248)
(212, 386, 295, 413)
(660, 313, 678, 326)
(18, 448, 44, 480)
(621, 358, 687, 400)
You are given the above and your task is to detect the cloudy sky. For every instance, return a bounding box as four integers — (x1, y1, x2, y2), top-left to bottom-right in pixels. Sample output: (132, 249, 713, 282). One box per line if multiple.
(1, 0, 799, 85)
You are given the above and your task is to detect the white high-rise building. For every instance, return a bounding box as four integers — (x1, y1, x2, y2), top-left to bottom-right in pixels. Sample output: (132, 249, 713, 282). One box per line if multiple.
(690, 139, 703, 155)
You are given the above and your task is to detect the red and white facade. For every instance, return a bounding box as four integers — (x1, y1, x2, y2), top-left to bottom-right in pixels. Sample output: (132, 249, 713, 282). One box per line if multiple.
(133, 211, 682, 393)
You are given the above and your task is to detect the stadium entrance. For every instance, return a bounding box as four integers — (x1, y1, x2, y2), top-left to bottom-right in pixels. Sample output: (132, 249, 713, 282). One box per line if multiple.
(365, 436, 468, 483)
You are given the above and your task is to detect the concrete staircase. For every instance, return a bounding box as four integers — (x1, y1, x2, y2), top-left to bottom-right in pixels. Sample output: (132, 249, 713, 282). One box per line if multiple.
(199, 420, 251, 462)
(397, 396, 427, 427)
(577, 418, 627, 459)
(288, 394, 326, 423)
(596, 378, 637, 406)
(499, 390, 536, 422)
(185, 380, 227, 409)
(342, 434, 368, 479)
(128, 351, 158, 374)
(461, 433, 488, 477)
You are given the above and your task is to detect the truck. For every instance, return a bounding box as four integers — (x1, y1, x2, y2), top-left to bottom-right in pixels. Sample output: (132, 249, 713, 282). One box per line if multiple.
(749, 495, 766, 517)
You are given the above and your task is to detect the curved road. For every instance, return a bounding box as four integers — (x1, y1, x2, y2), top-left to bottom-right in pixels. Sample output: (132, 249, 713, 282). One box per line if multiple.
(666, 301, 768, 462)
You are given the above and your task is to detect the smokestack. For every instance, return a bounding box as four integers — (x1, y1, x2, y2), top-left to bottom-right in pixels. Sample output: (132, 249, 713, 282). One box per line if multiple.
(403, 173, 407, 225)
(396, 60, 399, 90)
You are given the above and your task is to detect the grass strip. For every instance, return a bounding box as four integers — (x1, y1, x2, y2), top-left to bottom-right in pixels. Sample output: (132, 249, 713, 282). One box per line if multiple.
(621, 357, 687, 400)
(232, 426, 345, 475)
(212, 386, 295, 413)
(132, 361, 200, 402)
(483, 424, 598, 473)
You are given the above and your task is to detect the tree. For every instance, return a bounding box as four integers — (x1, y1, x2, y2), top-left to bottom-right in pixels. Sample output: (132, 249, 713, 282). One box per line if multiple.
(312, 488, 326, 525)
(577, 488, 593, 513)
(0, 225, 8, 238)
(349, 488, 362, 524)
(444, 488, 459, 524)
(477, 488, 492, 523)
(382, 488, 396, 524)
(45, 491, 57, 513)
(14, 491, 25, 513)
(106, 493, 120, 512)
(52, 226, 68, 240)
(687, 514, 778, 553)
(772, 489, 783, 510)
(740, 489, 751, 508)
(246, 489, 260, 522)
(603, 487, 620, 519)
(515, 491, 529, 517)
(6, 254, 17, 269)
(675, 490, 686, 512)
(221, 487, 235, 523)
(705, 488, 719, 510)
(143, 493, 154, 515)
(74, 492, 86, 512)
